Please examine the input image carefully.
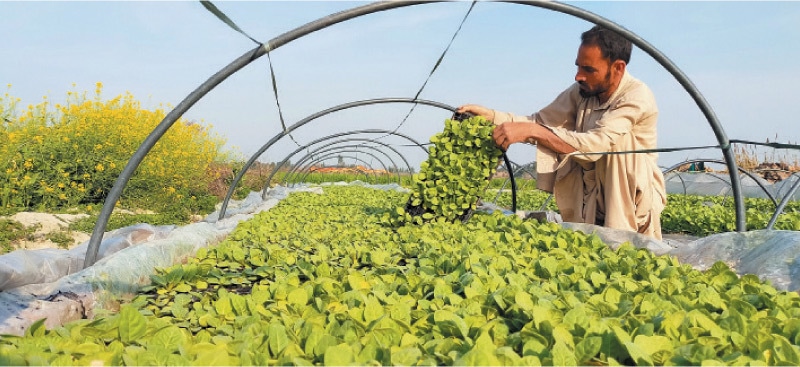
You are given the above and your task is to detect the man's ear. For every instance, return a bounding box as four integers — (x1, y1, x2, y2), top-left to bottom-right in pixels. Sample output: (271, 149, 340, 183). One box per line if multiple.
(612, 60, 626, 75)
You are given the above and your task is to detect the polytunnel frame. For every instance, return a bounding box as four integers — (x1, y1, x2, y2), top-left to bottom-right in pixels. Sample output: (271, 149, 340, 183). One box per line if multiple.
(281, 145, 403, 185)
(284, 147, 397, 185)
(293, 154, 378, 184)
(229, 99, 443, 215)
(274, 136, 417, 185)
(84, 0, 745, 268)
(293, 154, 381, 186)
(252, 128, 427, 211)
(662, 159, 777, 206)
(284, 148, 395, 185)
(491, 161, 542, 207)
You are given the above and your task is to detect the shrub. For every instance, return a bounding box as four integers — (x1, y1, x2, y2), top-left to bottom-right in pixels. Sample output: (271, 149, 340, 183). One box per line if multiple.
(0, 83, 232, 215)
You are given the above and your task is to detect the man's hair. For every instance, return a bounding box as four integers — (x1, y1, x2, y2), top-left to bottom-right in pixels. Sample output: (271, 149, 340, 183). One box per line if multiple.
(581, 25, 632, 65)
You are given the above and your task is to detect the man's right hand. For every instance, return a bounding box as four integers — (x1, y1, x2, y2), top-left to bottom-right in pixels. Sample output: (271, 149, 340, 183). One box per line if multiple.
(456, 104, 494, 122)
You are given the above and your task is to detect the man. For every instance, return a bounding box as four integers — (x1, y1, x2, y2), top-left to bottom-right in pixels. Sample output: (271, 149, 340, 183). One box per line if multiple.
(458, 25, 667, 239)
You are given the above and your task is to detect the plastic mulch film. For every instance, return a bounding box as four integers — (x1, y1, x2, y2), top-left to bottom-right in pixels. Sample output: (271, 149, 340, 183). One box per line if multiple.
(669, 230, 800, 291)
(665, 171, 800, 201)
(561, 223, 800, 293)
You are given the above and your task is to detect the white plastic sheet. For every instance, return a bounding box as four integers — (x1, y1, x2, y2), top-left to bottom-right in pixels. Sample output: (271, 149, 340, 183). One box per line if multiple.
(665, 171, 800, 201)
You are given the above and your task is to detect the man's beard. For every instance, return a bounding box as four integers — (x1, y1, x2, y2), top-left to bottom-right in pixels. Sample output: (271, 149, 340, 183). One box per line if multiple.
(579, 71, 612, 98)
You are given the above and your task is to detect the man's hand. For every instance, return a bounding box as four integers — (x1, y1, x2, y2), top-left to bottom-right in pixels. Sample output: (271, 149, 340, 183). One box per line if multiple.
(493, 122, 537, 151)
(456, 104, 494, 121)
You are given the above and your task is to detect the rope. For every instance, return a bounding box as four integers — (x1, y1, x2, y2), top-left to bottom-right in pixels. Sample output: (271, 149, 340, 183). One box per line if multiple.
(569, 139, 800, 158)
(200, 1, 261, 45)
(386, 1, 477, 137)
(200, 1, 301, 147)
(730, 139, 800, 151)
(266, 52, 302, 147)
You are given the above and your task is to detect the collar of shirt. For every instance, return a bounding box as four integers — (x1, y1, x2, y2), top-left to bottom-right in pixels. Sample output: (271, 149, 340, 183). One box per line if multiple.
(593, 71, 633, 111)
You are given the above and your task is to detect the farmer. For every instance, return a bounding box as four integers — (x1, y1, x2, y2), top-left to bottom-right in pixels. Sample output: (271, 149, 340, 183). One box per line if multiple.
(458, 25, 667, 239)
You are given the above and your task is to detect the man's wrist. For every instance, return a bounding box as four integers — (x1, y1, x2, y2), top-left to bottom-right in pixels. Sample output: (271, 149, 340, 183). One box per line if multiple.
(527, 123, 538, 145)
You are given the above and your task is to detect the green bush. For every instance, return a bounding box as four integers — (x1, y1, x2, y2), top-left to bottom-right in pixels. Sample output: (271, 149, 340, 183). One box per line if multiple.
(0, 84, 232, 216)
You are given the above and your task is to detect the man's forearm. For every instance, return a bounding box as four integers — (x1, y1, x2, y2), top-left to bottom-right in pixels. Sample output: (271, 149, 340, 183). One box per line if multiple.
(532, 123, 577, 155)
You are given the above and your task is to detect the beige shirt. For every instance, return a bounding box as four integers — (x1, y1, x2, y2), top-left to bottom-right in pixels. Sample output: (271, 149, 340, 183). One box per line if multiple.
(493, 71, 667, 239)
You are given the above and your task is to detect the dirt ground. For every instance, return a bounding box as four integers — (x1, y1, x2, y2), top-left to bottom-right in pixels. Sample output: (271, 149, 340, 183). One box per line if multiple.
(5, 212, 91, 251)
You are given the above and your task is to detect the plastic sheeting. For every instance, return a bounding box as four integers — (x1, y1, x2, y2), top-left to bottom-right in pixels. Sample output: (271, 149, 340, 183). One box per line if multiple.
(0, 185, 327, 336)
(0, 223, 175, 291)
(563, 222, 800, 293)
(669, 230, 800, 292)
(665, 171, 800, 201)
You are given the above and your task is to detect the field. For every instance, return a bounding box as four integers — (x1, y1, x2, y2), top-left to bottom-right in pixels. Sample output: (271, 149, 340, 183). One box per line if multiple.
(3, 87, 800, 365)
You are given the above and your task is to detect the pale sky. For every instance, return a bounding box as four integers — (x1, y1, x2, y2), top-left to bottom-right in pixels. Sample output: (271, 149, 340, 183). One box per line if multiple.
(2, 1, 799, 170)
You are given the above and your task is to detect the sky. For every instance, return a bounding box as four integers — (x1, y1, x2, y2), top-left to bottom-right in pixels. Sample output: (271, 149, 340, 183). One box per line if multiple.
(2, 1, 800, 172)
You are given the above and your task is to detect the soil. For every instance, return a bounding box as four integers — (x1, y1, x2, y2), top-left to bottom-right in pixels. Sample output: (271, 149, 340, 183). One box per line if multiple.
(4, 212, 91, 251)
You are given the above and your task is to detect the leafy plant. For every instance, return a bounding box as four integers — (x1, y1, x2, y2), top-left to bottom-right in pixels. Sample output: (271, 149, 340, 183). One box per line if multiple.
(0, 218, 36, 254)
(45, 230, 76, 249)
(0, 84, 230, 216)
(395, 115, 503, 225)
(4, 185, 800, 366)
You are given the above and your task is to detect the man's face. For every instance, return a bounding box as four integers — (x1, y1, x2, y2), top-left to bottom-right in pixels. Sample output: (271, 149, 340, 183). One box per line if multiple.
(575, 44, 613, 99)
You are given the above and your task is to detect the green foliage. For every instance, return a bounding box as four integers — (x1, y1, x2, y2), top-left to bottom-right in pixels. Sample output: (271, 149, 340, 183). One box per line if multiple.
(69, 211, 190, 233)
(5, 185, 800, 366)
(0, 218, 36, 253)
(395, 116, 503, 225)
(661, 194, 800, 235)
(489, 187, 558, 212)
(0, 84, 230, 216)
(45, 230, 75, 249)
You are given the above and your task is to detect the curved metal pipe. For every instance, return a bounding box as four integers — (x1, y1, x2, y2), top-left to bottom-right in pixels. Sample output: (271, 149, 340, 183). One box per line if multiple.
(512, 0, 745, 231)
(222, 98, 444, 219)
(661, 158, 777, 207)
(663, 170, 689, 196)
(292, 155, 377, 186)
(277, 137, 414, 181)
(285, 147, 397, 185)
(86, 0, 743, 268)
(282, 145, 403, 185)
(245, 129, 427, 215)
(492, 164, 537, 204)
(293, 154, 380, 186)
(767, 178, 800, 230)
(83, 2, 443, 267)
(283, 148, 394, 185)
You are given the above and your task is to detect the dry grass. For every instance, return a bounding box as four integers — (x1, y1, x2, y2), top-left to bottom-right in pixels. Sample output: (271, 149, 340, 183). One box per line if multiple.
(207, 162, 276, 199)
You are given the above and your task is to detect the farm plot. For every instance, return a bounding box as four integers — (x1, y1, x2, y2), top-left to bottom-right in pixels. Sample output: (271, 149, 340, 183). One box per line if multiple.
(2, 185, 800, 366)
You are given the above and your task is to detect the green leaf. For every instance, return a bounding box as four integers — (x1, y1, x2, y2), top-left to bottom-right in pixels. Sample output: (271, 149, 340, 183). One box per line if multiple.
(324, 343, 354, 366)
(434, 309, 469, 338)
(214, 294, 233, 317)
(624, 341, 655, 366)
(515, 291, 534, 312)
(149, 325, 185, 352)
(118, 305, 147, 344)
(575, 336, 602, 363)
(391, 346, 422, 366)
(287, 287, 308, 309)
(633, 335, 673, 358)
(268, 322, 290, 356)
(363, 296, 384, 324)
(314, 335, 340, 357)
(190, 343, 237, 366)
(454, 333, 501, 366)
(551, 341, 577, 366)
(771, 334, 799, 365)
(25, 318, 46, 338)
